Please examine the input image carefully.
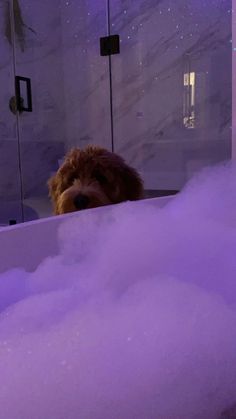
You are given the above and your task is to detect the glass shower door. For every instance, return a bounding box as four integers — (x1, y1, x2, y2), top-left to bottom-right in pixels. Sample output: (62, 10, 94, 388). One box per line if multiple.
(0, 0, 23, 225)
(12, 0, 112, 221)
(109, 0, 232, 195)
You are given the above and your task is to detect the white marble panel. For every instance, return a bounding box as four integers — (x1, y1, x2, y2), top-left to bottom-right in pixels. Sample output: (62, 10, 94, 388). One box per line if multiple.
(60, 0, 112, 150)
(14, 0, 111, 149)
(12, 0, 67, 137)
(110, 0, 232, 190)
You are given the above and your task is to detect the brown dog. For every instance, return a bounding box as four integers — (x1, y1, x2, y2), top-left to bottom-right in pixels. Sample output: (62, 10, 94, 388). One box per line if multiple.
(48, 146, 144, 215)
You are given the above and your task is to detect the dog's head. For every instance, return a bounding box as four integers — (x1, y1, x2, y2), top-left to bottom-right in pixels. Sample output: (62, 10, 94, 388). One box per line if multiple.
(48, 146, 144, 214)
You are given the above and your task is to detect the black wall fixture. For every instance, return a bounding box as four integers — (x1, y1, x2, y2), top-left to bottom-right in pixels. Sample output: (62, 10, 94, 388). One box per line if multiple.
(100, 34, 120, 56)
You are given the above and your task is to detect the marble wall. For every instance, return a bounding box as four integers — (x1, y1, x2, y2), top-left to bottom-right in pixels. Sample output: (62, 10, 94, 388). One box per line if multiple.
(0, 0, 67, 222)
(12, 0, 70, 200)
(60, 0, 112, 150)
(0, 0, 233, 223)
(109, 0, 232, 189)
(61, 0, 232, 191)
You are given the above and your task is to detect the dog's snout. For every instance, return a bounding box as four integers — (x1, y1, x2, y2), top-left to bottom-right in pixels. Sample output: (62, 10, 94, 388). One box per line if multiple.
(73, 194, 89, 210)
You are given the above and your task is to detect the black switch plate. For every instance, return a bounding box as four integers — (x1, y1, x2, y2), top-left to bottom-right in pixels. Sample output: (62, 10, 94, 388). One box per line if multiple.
(100, 35, 120, 56)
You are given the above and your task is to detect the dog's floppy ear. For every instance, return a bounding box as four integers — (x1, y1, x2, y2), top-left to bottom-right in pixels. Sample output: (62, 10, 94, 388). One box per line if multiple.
(48, 148, 81, 214)
(48, 169, 66, 215)
(105, 150, 144, 201)
(48, 173, 61, 214)
(120, 164, 144, 201)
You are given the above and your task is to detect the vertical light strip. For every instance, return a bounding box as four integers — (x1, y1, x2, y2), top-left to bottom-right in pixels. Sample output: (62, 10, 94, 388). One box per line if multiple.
(183, 71, 196, 129)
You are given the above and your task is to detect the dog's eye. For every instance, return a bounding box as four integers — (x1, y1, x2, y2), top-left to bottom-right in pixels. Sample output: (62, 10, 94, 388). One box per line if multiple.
(94, 172, 107, 184)
(68, 174, 77, 183)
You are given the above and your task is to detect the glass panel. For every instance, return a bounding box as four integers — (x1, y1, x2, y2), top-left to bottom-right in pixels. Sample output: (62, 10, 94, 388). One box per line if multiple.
(0, 0, 23, 225)
(110, 0, 232, 196)
(13, 0, 111, 221)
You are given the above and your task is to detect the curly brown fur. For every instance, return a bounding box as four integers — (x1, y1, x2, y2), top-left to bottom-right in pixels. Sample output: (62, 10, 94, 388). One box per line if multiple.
(48, 146, 144, 215)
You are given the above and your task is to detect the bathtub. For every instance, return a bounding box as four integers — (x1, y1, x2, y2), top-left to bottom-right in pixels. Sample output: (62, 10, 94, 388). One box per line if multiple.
(0, 196, 172, 273)
(0, 190, 236, 419)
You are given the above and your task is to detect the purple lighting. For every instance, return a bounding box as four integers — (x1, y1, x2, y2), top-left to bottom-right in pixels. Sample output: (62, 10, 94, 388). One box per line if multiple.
(0, 163, 235, 418)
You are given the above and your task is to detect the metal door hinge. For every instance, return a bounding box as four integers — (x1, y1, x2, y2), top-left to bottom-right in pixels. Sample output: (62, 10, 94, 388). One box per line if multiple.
(100, 35, 120, 56)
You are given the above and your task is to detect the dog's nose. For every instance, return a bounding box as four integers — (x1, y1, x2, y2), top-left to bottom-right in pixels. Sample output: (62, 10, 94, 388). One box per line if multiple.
(73, 194, 90, 210)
